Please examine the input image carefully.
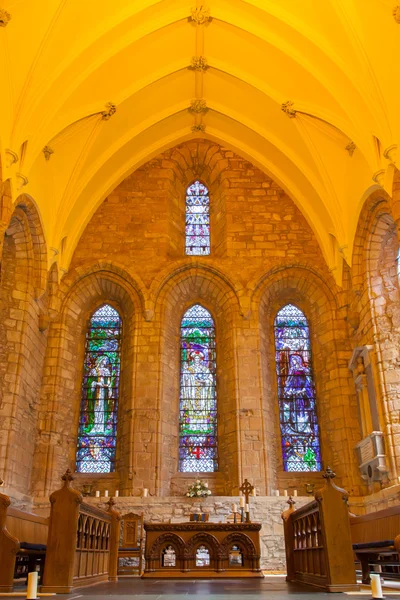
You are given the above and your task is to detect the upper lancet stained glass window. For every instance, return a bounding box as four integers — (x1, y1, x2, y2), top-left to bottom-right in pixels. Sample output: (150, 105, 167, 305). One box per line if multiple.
(185, 181, 210, 256)
(179, 304, 217, 472)
(274, 304, 322, 472)
(76, 304, 122, 474)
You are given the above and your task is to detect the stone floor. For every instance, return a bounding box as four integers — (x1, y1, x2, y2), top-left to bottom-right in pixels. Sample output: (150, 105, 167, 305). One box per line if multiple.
(60, 577, 400, 599)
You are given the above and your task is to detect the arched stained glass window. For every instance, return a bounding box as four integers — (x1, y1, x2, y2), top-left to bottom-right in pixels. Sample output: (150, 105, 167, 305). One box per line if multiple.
(185, 181, 210, 255)
(397, 248, 400, 281)
(76, 304, 122, 473)
(274, 304, 322, 472)
(179, 304, 217, 472)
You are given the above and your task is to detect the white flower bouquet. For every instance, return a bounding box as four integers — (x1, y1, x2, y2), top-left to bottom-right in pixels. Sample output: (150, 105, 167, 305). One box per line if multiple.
(186, 479, 212, 498)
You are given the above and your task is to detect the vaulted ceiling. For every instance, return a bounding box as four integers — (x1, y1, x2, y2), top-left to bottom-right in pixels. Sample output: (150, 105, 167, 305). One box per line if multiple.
(0, 0, 399, 282)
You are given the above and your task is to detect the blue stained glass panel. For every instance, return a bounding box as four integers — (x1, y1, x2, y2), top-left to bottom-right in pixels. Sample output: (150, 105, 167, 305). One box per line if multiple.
(185, 181, 210, 256)
(76, 304, 122, 473)
(274, 304, 322, 472)
(179, 304, 217, 472)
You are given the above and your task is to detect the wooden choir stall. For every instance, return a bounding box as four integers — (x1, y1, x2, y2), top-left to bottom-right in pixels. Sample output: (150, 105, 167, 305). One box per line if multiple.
(41, 470, 120, 593)
(281, 467, 359, 593)
(143, 521, 263, 578)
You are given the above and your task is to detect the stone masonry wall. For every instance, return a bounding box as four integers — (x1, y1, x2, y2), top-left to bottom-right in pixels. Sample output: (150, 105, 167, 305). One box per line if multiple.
(3, 141, 400, 508)
(31, 139, 366, 500)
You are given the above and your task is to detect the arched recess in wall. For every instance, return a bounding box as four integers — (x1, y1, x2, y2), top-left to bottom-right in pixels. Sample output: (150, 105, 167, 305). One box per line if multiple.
(154, 264, 242, 497)
(251, 266, 362, 495)
(0, 196, 47, 494)
(273, 303, 322, 473)
(351, 191, 400, 483)
(76, 303, 122, 474)
(31, 266, 142, 498)
(185, 181, 211, 256)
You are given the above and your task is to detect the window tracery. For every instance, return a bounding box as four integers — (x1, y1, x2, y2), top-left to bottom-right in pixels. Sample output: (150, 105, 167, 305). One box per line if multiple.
(76, 304, 122, 473)
(274, 304, 321, 472)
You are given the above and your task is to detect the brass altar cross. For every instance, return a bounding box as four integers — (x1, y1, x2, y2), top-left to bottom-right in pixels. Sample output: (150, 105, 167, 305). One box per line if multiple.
(239, 479, 254, 504)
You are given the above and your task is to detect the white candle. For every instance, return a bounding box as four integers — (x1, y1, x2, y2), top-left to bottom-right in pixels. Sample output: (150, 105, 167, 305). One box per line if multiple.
(293, 490, 298, 496)
(115, 490, 119, 497)
(27, 571, 38, 600)
(275, 490, 280, 496)
(143, 488, 148, 497)
(245, 504, 249, 512)
(104, 490, 108, 497)
(370, 573, 383, 599)
(239, 496, 245, 508)
(252, 488, 256, 497)
(283, 489, 288, 496)
(95, 490, 100, 498)
(233, 503, 237, 513)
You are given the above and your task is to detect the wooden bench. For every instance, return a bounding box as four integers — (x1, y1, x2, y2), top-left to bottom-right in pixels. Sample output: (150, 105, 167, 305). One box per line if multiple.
(0, 490, 48, 592)
(41, 469, 120, 593)
(350, 506, 400, 583)
(281, 468, 358, 592)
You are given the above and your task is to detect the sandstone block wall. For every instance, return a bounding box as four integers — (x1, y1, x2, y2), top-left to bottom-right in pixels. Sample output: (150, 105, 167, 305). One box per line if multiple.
(0, 141, 399, 510)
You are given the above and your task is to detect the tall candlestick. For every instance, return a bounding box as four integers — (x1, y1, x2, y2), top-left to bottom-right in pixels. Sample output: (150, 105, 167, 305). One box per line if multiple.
(239, 496, 245, 508)
(104, 490, 109, 497)
(370, 573, 383, 599)
(27, 571, 38, 600)
(115, 490, 119, 497)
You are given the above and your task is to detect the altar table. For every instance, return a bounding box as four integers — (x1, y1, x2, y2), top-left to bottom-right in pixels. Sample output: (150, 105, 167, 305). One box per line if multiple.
(143, 521, 263, 578)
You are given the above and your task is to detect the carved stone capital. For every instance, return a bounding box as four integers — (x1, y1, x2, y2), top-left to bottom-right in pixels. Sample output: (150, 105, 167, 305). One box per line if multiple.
(345, 141, 356, 157)
(43, 145, 54, 161)
(101, 102, 117, 121)
(281, 100, 296, 118)
(189, 56, 209, 72)
(393, 6, 400, 23)
(384, 143, 397, 164)
(5, 149, 18, 167)
(372, 168, 385, 185)
(0, 9, 11, 26)
(16, 173, 28, 190)
(189, 99, 208, 114)
(189, 6, 211, 24)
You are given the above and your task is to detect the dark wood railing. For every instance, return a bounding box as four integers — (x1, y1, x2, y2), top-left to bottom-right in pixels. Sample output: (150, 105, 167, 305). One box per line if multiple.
(281, 468, 358, 592)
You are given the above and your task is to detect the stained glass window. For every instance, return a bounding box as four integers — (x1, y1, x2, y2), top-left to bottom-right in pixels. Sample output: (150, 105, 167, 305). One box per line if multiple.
(185, 181, 210, 255)
(179, 304, 217, 472)
(274, 304, 322, 472)
(76, 304, 122, 473)
(397, 248, 400, 281)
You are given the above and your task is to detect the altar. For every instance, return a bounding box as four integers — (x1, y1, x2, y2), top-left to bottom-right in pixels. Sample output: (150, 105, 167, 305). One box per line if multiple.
(143, 521, 263, 578)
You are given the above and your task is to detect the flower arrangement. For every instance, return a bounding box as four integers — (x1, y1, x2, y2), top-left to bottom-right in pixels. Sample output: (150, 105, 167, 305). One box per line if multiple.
(186, 479, 212, 498)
